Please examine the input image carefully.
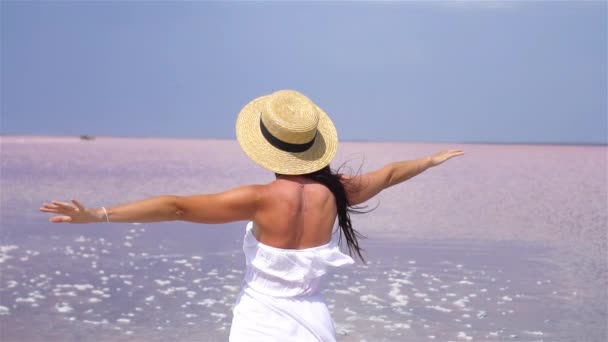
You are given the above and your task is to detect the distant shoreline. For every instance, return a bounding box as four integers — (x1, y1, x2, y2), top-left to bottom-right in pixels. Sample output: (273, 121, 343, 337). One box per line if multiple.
(0, 134, 606, 147)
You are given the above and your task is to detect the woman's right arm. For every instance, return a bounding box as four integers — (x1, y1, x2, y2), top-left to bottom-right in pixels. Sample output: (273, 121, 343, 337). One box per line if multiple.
(40, 185, 264, 224)
(342, 149, 464, 205)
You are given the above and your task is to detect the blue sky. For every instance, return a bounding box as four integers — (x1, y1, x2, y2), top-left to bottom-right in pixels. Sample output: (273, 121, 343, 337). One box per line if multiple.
(1, 1, 606, 144)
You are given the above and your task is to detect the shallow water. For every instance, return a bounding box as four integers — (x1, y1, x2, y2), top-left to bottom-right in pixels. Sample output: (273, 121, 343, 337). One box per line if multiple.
(1, 137, 606, 341)
(0, 225, 602, 341)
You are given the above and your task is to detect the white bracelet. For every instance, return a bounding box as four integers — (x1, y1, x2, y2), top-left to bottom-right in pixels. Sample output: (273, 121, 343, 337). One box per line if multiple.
(101, 207, 110, 223)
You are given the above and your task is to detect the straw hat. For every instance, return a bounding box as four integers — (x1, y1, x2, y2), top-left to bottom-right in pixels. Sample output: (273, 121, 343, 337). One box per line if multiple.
(236, 90, 338, 175)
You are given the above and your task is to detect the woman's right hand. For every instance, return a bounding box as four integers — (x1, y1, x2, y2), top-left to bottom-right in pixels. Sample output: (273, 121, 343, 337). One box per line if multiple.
(40, 199, 101, 223)
(429, 149, 465, 167)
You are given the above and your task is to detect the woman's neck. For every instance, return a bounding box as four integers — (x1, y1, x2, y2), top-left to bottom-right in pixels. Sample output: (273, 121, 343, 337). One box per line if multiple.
(275, 174, 313, 185)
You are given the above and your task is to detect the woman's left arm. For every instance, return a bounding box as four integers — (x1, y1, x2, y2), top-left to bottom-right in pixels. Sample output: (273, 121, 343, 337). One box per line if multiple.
(40, 185, 263, 224)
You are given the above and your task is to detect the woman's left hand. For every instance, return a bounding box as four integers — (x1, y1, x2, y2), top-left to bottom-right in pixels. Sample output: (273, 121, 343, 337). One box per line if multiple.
(40, 199, 100, 224)
(429, 149, 465, 167)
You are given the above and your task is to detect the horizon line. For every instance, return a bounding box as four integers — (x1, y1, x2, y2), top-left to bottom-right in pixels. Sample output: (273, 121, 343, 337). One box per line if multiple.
(1, 133, 606, 147)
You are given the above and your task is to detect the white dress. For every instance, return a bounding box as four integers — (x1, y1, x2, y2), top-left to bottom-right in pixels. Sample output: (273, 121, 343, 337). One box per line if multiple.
(229, 221, 355, 341)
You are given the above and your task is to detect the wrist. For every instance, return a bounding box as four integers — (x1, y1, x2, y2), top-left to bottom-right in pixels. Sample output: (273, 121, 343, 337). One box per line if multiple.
(89, 208, 105, 223)
(422, 156, 434, 169)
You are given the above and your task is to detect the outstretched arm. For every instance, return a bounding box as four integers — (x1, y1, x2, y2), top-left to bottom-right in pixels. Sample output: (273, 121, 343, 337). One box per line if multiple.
(342, 149, 464, 205)
(40, 196, 182, 224)
(39, 185, 263, 224)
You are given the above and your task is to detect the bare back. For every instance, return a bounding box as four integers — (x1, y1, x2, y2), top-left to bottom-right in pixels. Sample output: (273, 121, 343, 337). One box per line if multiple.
(253, 176, 338, 250)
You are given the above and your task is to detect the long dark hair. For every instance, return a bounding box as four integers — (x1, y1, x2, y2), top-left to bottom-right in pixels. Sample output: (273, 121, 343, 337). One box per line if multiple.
(279, 165, 369, 262)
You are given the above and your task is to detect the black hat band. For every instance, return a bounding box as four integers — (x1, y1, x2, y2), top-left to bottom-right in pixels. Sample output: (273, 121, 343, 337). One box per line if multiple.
(260, 117, 316, 153)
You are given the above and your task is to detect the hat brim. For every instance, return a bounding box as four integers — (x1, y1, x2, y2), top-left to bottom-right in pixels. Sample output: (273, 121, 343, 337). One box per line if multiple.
(236, 94, 338, 175)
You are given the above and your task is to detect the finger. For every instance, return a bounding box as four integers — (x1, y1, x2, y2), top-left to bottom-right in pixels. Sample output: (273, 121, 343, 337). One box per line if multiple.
(52, 201, 75, 210)
(447, 153, 464, 159)
(50, 215, 72, 223)
(42, 203, 61, 210)
(52, 200, 72, 207)
(42, 203, 66, 214)
(71, 199, 86, 212)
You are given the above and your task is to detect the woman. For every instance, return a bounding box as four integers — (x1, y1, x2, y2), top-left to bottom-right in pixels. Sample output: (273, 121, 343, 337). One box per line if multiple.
(40, 90, 463, 341)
